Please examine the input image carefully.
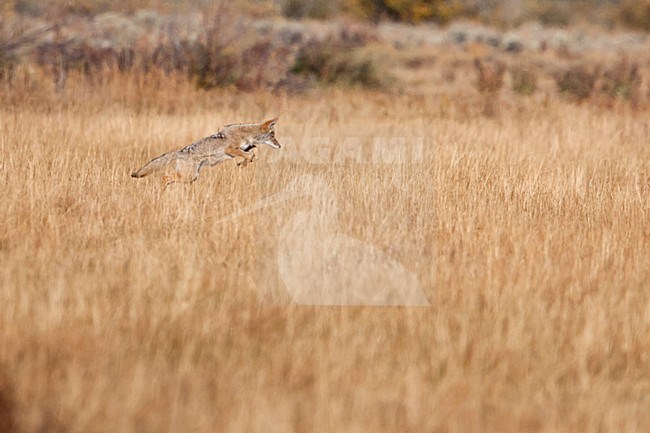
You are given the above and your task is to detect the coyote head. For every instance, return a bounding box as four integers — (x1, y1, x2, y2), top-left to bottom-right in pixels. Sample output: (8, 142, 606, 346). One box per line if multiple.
(222, 118, 281, 151)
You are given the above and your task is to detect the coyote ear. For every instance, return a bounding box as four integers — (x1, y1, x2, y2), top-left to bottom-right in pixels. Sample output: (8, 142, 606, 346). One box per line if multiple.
(264, 118, 278, 130)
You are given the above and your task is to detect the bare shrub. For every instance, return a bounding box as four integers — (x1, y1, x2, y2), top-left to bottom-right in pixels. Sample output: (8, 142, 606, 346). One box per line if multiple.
(234, 40, 281, 90)
(0, 18, 52, 81)
(618, 0, 650, 32)
(2, 9, 385, 93)
(0, 372, 17, 433)
(474, 58, 505, 93)
(30, 6, 261, 91)
(189, 42, 240, 90)
(474, 58, 505, 116)
(601, 57, 641, 101)
(14, 0, 161, 16)
(188, 8, 242, 90)
(555, 64, 600, 101)
(35, 40, 118, 89)
(291, 28, 383, 88)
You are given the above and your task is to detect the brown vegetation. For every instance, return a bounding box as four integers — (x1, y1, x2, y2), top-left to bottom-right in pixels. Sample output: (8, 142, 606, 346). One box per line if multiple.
(1, 3, 650, 432)
(474, 58, 506, 93)
(601, 56, 641, 101)
(1, 64, 649, 432)
(0, 372, 17, 433)
(618, 0, 650, 32)
(555, 64, 600, 101)
(5, 0, 650, 29)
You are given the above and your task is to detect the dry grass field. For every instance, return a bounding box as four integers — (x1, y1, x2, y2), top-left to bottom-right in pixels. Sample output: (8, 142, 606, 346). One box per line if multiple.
(0, 70, 649, 433)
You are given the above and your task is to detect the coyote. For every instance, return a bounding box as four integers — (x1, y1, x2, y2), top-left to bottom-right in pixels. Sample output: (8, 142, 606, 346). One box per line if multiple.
(131, 118, 281, 187)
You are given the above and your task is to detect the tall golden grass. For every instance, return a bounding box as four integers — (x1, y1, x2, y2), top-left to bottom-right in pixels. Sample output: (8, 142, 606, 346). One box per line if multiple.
(0, 73, 648, 432)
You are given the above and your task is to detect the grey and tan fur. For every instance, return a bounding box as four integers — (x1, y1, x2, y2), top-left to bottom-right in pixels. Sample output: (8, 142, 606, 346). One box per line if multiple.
(131, 118, 281, 187)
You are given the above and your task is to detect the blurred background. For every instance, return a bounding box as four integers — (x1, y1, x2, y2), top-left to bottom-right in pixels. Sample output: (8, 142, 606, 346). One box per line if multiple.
(1, 0, 648, 104)
(3, 0, 650, 28)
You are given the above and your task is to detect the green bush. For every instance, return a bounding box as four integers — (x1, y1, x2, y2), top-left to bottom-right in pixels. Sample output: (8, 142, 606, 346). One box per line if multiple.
(344, 0, 466, 24)
(511, 65, 538, 96)
(281, 0, 335, 19)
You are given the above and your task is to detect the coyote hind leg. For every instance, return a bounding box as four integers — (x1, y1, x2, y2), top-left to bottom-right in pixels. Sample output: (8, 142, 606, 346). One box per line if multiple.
(161, 174, 178, 190)
(161, 159, 203, 190)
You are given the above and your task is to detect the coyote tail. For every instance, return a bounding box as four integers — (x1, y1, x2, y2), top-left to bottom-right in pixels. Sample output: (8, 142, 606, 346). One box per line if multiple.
(131, 151, 177, 178)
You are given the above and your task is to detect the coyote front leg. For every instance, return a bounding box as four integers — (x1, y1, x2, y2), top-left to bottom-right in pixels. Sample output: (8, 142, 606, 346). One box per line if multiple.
(226, 147, 256, 167)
